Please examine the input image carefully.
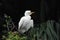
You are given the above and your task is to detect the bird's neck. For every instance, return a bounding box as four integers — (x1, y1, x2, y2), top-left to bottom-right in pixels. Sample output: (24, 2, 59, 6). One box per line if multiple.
(24, 15, 31, 19)
(25, 15, 30, 16)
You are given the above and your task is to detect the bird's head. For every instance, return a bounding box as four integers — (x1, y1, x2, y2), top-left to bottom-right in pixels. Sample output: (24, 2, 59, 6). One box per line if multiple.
(24, 10, 34, 16)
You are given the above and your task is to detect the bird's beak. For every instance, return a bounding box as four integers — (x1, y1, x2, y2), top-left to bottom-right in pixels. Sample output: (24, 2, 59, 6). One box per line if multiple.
(30, 12, 35, 15)
(32, 12, 35, 13)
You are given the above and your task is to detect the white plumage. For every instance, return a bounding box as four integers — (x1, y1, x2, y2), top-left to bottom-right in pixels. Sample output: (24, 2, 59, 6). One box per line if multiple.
(18, 10, 34, 34)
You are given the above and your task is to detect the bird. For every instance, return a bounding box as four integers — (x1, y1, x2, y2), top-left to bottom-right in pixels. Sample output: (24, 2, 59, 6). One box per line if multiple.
(18, 10, 34, 34)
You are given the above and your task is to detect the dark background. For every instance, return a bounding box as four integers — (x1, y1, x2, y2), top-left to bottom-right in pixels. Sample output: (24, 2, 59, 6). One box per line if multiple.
(0, 0, 40, 39)
(0, 0, 60, 26)
(0, 0, 60, 24)
(0, 0, 40, 25)
(0, 0, 60, 40)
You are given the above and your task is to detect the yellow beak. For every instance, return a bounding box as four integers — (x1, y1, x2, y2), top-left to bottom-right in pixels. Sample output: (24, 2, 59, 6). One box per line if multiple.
(30, 12, 35, 15)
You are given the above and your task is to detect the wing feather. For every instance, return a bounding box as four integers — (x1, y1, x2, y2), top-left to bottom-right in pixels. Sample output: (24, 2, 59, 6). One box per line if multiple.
(18, 16, 34, 34)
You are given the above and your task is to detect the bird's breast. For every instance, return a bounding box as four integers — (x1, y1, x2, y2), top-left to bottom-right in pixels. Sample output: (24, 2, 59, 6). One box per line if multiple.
(24, 16, 31, 20)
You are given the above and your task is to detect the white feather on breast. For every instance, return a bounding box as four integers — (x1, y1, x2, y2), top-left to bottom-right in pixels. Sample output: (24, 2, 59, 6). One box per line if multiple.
(18, 16, 33, 33)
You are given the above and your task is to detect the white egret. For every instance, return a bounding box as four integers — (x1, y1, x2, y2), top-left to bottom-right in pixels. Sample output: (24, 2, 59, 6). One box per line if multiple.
(18, 10, 34, 34)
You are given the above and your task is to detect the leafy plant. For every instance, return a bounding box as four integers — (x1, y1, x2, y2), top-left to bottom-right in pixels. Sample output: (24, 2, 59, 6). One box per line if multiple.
(2, 31, 27, 40)
(3, 14, 16, 31)
(2, 14, 58, 40)
(36, 20, 57, 40)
